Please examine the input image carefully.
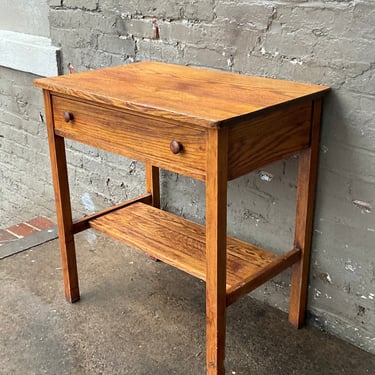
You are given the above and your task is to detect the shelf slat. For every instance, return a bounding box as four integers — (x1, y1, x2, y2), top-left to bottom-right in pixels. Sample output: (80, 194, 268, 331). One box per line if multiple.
(90, 202, 300, 305)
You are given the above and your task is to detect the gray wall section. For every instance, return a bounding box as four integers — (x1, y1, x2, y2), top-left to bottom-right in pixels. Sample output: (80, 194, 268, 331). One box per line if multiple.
(0, 0, 50, 37)
(0, 0, 374, 354)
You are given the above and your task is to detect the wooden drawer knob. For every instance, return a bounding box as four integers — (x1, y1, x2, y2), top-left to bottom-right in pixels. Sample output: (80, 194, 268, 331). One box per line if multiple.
(63, 111, 74, 122)
(170, 140, 183, 154)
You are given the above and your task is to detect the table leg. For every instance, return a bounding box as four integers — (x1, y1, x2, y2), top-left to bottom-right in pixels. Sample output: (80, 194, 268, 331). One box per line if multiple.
(205, 128, 228, 375)
(145, 162, 160, 208)
(289, 99, 322, 327)
(43, 91, 80, 303)
(146, 162, 161, 262)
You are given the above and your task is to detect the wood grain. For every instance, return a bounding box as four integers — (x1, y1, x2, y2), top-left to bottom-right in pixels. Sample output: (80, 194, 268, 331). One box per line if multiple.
(228, 101, 312, 180)
(205, 128, 228, 374)
(43, 90, 80, 303)
(52, 95, 207, 180)
(226, 248, 301, 306)
(72, 193, 152, 234)
(289, 99, 323, 328)
(145, 162, 160, 209)
(89, 202, 288, 300)
(35, 61, 330, 128)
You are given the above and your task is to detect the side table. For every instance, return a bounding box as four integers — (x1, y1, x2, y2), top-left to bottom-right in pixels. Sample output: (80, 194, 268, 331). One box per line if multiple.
(35, 61, 329, 374)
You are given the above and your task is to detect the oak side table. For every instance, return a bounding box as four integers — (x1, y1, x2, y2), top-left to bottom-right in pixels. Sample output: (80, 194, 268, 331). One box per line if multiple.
(35, 62, 329, 374)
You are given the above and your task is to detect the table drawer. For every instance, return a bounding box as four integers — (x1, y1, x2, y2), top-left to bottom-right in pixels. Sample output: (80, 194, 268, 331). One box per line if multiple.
(52, 95, 207, 179)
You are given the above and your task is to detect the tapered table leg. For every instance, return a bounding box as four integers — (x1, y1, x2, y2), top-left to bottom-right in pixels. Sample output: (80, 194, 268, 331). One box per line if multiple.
(289, 99, 323, 327)
(146, 162, 161, 262)
(43, 91, 80, 303)
(145, 162, 160, 209)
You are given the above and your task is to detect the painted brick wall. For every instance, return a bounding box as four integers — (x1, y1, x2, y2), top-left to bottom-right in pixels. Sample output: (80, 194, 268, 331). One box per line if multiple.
(0, 0, 374, 353)
(0, 68, 56, 225)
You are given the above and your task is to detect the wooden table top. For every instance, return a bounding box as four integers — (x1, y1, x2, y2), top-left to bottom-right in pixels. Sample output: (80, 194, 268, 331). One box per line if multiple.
(35, 61, 329, 128)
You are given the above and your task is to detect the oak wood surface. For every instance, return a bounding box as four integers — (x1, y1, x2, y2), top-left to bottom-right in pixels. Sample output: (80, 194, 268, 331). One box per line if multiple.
(89, 202, 297, 305)
(226, 247, 301, 306)
(227, 101, 312, 180)
(43, 91, 80, 303)
(145, 162, 160, 209)
(35, 61, 329, 128)
(72, 193, 152, 234)
(289, 99, 323, 328)
(205, 128, 228, 374)
(52, 95, 207, 180)
(53, 96, 206, 180)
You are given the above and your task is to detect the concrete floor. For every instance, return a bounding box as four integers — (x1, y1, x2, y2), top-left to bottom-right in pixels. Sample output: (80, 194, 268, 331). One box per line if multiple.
(1, 230, 374, 375)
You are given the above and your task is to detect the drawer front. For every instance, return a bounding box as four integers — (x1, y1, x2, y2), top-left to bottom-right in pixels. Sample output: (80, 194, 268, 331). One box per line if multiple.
(52, 95, 207, 179)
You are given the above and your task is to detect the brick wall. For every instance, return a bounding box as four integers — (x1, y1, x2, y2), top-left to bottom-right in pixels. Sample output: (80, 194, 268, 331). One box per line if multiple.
(1, 0, 374, 353)
(0, 68, 56, 225)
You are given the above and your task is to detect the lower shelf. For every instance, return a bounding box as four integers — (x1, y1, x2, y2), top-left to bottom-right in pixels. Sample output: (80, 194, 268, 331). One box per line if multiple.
(90, 202, 300, 305)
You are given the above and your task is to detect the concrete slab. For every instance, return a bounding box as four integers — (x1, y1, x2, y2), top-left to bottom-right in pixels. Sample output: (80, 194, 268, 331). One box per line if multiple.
(0, 30, 60, 77)
(1, 231, 374, 374)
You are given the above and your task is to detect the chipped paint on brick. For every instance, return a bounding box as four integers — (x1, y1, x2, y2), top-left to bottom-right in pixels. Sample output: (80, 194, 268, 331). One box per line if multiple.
(352, 200, 372, 213)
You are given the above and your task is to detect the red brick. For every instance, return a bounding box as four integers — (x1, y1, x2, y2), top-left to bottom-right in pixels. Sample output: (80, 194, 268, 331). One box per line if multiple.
(27, 216, 55, 230)
(0, 229, 18, 244)
(6, 223, 37, 238)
